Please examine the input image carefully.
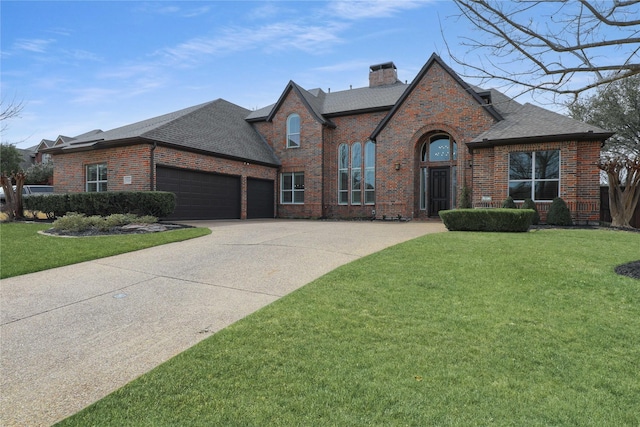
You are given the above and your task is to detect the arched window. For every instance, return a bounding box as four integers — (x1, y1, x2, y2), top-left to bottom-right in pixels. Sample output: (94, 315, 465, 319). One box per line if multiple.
(351, 142, 362, 205)
(286, 114, 300, 148)
(429, 135, 451, 161)
(338, 144, 349, 205)
(364, 141, 375, 204)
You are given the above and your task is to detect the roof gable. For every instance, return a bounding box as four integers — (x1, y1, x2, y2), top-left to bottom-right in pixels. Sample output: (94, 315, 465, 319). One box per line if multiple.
(265, 81, 335, 128)
(370, 53, 503, 140)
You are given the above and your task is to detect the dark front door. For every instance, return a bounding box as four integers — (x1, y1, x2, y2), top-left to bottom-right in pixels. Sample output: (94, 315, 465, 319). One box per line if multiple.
(429, 167, 450, 216)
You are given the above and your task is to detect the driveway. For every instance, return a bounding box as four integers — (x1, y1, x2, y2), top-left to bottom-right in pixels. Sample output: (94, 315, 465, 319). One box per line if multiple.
(0, 219, 445, 426)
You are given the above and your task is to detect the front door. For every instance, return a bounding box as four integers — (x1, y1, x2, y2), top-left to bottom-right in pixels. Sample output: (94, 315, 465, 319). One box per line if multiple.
(429, 167, 450, 216)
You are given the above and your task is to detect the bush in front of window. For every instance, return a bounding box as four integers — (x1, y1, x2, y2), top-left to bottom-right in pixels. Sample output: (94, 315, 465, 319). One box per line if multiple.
(25, 191, 176, 219)
(502, 196, 517, 209)
(546, 197, 573, 226)
(521, 198, 540, 225)
(440, 208, 535, 232)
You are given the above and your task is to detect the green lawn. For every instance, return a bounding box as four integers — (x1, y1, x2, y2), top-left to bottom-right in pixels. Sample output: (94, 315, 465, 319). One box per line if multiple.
(0, 222, 211, 279)
(57, 229, 640, 426)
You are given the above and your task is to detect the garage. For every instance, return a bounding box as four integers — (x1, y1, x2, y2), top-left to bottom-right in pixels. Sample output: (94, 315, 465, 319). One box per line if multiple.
(247, 178, 274, 219)
(157, 166, 240, 220)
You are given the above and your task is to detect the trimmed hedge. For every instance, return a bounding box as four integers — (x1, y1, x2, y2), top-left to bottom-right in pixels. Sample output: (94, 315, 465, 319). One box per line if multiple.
(440, 208, 535, 232)
(24, 191, 176, 219)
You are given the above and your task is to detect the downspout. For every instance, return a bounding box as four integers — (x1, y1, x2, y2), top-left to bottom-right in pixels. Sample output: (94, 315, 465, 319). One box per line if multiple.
(150, 141, 157, 191)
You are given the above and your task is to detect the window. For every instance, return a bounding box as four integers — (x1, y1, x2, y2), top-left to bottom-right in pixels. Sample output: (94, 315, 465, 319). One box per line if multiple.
(509, 150, 559, 201)
(286, 114, 300, 148)
(364, 141, 375, 204)
(86, 163, 107, 192)
(338, 141, 375, 205)
(429, 135, 451, 161)
(338, 144, 349, 204)
(351, 142, 362, 205)
(281, 172, 304, 204)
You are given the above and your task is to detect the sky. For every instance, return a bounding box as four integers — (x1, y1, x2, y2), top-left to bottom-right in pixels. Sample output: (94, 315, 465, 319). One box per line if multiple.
(0, 0, 634, 150)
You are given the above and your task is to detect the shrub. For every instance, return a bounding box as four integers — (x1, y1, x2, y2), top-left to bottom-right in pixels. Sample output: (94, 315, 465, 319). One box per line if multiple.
(440, 208, 535, 232)
(458, 185, 472, 209)
(502, 196, 517, 209)
(24, 191, 176, 218)
(52, 213, 158, 232)
(546, 197, 573, 226)
(521, 198, 540, 225)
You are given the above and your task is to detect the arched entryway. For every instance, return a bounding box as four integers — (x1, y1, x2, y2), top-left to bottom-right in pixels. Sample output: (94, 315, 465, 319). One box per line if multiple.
(417, 133, 458, 217)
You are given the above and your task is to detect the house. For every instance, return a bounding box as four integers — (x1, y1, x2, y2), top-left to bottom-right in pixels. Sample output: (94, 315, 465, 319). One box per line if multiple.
(44, 53, 612, 222)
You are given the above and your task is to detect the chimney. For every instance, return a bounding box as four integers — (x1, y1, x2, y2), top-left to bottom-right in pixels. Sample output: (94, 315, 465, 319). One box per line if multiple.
(369, 62, 398, 87)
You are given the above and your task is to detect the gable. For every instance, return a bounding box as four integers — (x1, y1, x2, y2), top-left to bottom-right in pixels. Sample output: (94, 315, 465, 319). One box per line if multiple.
(370, 53, 502, 140)
(265, 81, 335, 129)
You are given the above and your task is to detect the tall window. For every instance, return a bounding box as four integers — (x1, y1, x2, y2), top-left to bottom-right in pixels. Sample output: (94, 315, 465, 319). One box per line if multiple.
(286, 114, 300, 148)
(338, 141, 376, 205)
(509, 150, 560, 201)
(351, 142, 362, 205)
(338, 144, 349, 204)
(281, 172, 304, 204)
(364, 141, 375, 204)
(86, 163, 107, 192)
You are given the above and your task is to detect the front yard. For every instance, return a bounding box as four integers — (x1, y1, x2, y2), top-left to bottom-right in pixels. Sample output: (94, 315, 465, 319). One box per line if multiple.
(55, 228, 639, 426)
(0, 222, 211, 279)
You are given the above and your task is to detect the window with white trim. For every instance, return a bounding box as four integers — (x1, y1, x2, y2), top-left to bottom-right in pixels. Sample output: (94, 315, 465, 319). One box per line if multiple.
(286, 114, 300, 148)
(351, 142, 362, 205)
(86, 163, 107, 192)
(338, 144, 349, 205)
(281, 172, 304, 204)
(509, 150, 559, 201)
(364, 141, 375, 204)
(338, 141, 375, 205)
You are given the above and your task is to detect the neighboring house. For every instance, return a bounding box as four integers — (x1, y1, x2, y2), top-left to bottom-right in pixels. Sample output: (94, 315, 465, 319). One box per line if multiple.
(44, 53, 612, 222)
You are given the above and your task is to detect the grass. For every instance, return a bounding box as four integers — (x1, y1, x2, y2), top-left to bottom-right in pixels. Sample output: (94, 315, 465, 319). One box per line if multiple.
(57, 229, 640, 426)
(0, 222, 211, 279)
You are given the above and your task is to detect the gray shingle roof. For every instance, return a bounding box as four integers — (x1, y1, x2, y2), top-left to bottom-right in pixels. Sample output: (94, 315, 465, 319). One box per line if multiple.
(48, 99, 280, 166)
(471, 102, 613, 145)
(246, 81, 408, 121)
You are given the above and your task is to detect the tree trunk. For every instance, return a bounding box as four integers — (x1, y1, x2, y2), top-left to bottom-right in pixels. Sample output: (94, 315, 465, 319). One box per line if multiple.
(607, 171, 640, 229)
(0, 174, 15, 221)
(13, 172, 25, 220)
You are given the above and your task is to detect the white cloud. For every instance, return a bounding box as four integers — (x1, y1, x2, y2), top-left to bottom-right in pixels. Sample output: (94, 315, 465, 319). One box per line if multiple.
(13, 38, 56, 53)
(327, 0, 432, 20)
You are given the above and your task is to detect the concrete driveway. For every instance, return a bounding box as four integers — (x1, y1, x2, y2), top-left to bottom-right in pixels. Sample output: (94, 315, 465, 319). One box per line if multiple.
(0, 219, 445, 426)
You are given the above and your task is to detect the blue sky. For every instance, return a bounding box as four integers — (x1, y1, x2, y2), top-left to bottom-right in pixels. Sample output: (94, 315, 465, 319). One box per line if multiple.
(0, 0, 631, 150)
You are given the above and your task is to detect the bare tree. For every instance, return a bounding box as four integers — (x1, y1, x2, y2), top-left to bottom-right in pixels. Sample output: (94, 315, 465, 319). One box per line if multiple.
(1, 95, 25, 134)
(1, 96, 27, 220)
(569, 74, 640, 228)
(449, 0, 640, 102)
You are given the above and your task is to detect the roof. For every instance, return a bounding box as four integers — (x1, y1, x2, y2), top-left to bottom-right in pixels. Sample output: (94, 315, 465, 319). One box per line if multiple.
(246, 81, 408, 122)
(45, 99, 280, 166)
(468, 102, 614, 147)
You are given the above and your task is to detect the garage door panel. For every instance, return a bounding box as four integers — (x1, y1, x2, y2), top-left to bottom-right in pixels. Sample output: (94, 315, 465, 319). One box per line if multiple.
(157, 167, 240, 220)
(247, 178, 274, 219)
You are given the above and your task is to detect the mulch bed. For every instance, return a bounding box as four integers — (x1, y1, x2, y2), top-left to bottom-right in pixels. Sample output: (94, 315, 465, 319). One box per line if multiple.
(615, 261, 640, 280)
(42, 222, 193, 237)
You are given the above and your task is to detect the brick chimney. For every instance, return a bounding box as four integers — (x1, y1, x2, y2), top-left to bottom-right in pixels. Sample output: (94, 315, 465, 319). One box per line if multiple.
(369, 62, 398, 87)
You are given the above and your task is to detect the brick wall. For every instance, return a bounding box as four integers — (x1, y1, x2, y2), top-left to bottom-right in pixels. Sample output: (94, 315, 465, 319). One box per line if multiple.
(53, 144, 152, 193)
(53, 143, 278, 219)
(258, 91, 324, 218)
(374, 62, 496, 219)
(471, 140, 602, 224)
